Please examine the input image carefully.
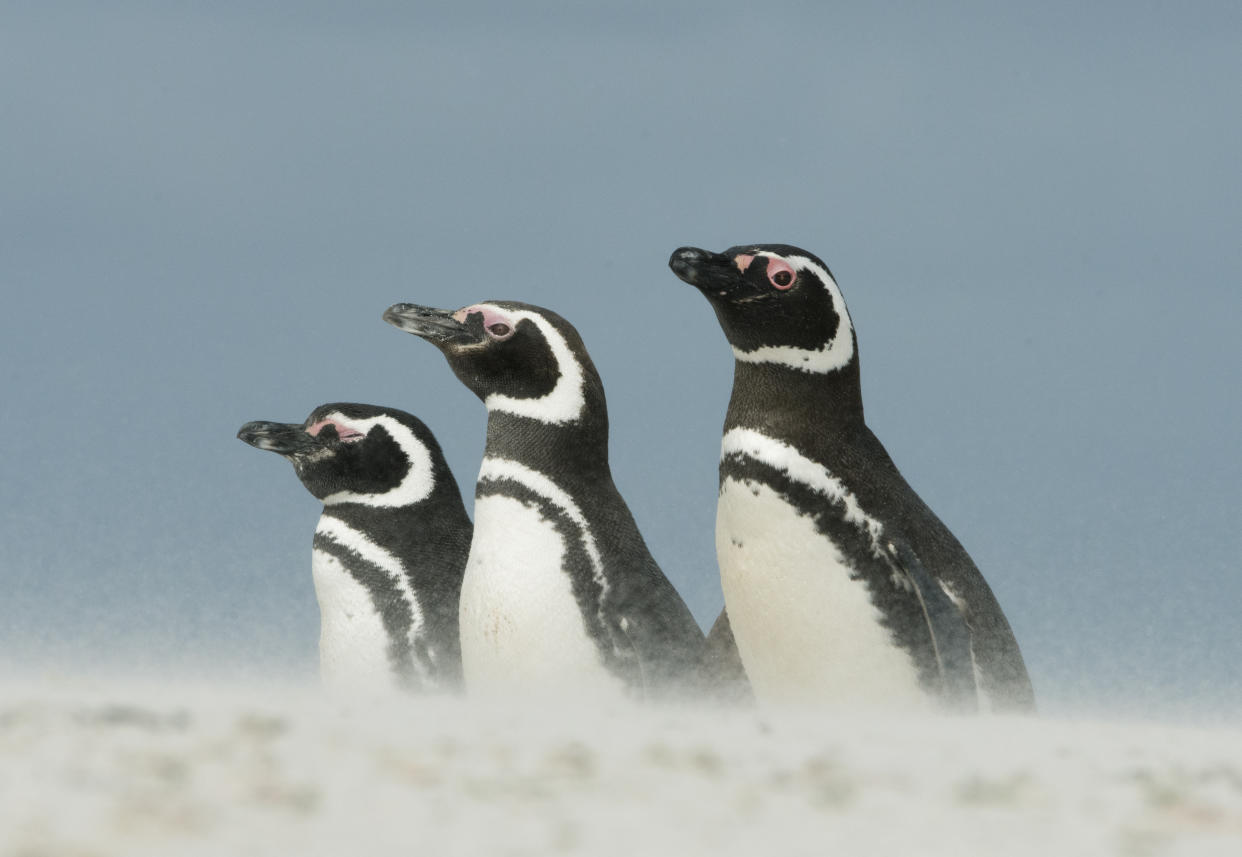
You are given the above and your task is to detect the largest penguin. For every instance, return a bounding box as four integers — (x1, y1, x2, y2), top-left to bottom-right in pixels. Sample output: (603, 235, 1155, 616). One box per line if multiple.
(669, 244, 1035, 712)
(384, 300, 710, 701)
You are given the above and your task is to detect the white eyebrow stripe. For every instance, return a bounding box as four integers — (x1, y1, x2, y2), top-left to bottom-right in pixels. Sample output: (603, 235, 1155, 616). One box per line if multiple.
(730, 254, 856, 374)
(480, 307, 586, 425)
(319, 414, 436, 508)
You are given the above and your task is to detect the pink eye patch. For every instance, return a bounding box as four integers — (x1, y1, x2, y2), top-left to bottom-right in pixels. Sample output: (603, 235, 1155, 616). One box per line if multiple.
(453, 304, 516, 339)
(306, 419, 365, 441)
(735, 254, 755, 273)
(452, 304, 511, 328)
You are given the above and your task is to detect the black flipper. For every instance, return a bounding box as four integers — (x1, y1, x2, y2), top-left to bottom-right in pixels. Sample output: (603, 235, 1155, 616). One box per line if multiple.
(887, 539, 978, 712)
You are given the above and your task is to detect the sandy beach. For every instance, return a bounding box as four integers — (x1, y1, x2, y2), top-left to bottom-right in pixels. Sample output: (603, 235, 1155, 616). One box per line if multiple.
(3, 678, 1240, 857)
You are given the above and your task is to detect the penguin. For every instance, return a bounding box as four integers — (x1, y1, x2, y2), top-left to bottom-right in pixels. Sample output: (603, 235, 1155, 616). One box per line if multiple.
(669, 244, 1035, 713)
(237, 403, 471, 693)
(383, 300, 708, 701)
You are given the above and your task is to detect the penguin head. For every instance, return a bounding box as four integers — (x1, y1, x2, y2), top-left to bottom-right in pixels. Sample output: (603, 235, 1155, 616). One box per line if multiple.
(238, 403, 444, 507)
(669, 244, 856, 374)
(384, 300, 602, 426)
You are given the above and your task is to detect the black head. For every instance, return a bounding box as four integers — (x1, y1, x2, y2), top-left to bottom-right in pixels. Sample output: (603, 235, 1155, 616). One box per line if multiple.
(384, 300, 603, 426)
(669, 244, 856, 374)
(237, 403, 447, 507)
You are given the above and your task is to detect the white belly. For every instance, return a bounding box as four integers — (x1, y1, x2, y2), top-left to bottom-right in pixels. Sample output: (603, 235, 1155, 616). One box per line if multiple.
(460, 493, 624, 700)
(311, 548, 400, 691)
(717, 477, 929, 709)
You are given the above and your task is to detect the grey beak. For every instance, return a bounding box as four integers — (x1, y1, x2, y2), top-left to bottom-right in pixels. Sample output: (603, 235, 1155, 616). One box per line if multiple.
(668, 246, 741, 291)
(383, 303, 473, 343)
(237, 420, 320, 455)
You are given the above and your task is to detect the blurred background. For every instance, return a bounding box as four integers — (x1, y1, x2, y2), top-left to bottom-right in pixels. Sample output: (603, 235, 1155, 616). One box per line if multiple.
(2, 1, 1238, 721)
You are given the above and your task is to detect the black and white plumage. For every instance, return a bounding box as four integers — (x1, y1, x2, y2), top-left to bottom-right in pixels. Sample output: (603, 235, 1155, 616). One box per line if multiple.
(383, 300, 707, 701)
(237, 403, 470, 693)
(669, 244, 1035, 712)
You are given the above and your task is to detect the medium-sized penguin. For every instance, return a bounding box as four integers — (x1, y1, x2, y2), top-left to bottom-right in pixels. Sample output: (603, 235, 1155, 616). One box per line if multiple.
(383, 300, 708, 701)
(237, 403, 471, 693)
(669, 244, 1035, 713)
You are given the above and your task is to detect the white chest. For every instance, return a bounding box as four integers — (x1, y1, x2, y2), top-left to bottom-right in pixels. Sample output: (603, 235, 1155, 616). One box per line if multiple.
(311, 547, 400, 691)
(716, 477, 928, 709)
(460, 493, 623, 699)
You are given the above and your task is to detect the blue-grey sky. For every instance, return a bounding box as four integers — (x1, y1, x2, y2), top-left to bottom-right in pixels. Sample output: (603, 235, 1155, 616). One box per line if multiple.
(2, 1, 1239, 719)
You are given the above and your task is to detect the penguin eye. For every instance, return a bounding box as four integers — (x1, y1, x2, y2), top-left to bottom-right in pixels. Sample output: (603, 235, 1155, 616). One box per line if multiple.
(767, 258, 796, 290)
(486, 322, 513, 340)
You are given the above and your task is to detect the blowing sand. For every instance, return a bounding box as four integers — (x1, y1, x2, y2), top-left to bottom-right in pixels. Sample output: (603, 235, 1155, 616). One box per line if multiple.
(3, 678, 1241, 857)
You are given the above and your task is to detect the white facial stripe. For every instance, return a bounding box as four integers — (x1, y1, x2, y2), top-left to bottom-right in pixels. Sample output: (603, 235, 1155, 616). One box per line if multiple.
(319, 414, 435, 508)
(315, 516, 428, 679)
(477, 456, 607, 593)
(721, 427, 885, 555)
(730, 254, 856, 374)
(477, 306, 586, 424)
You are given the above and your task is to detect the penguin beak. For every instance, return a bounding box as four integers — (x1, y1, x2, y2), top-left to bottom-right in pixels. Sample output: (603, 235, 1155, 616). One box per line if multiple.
(383, 303, 479, 345)
(237, 421, 321, 456)
(668, 247, 754, 300)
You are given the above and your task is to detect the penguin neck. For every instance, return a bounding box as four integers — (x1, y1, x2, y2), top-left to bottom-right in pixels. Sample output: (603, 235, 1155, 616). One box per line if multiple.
(724, 353, 866, 452)
(481, 409, 612, 482)
(320, 482, 471, 571)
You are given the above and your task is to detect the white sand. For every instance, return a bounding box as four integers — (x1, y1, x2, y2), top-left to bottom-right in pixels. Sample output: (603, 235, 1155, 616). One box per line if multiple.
(3, 679, 1241, 857)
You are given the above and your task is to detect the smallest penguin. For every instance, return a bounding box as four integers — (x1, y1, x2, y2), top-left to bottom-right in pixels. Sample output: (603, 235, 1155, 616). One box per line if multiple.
(238, 403, 472, 693)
